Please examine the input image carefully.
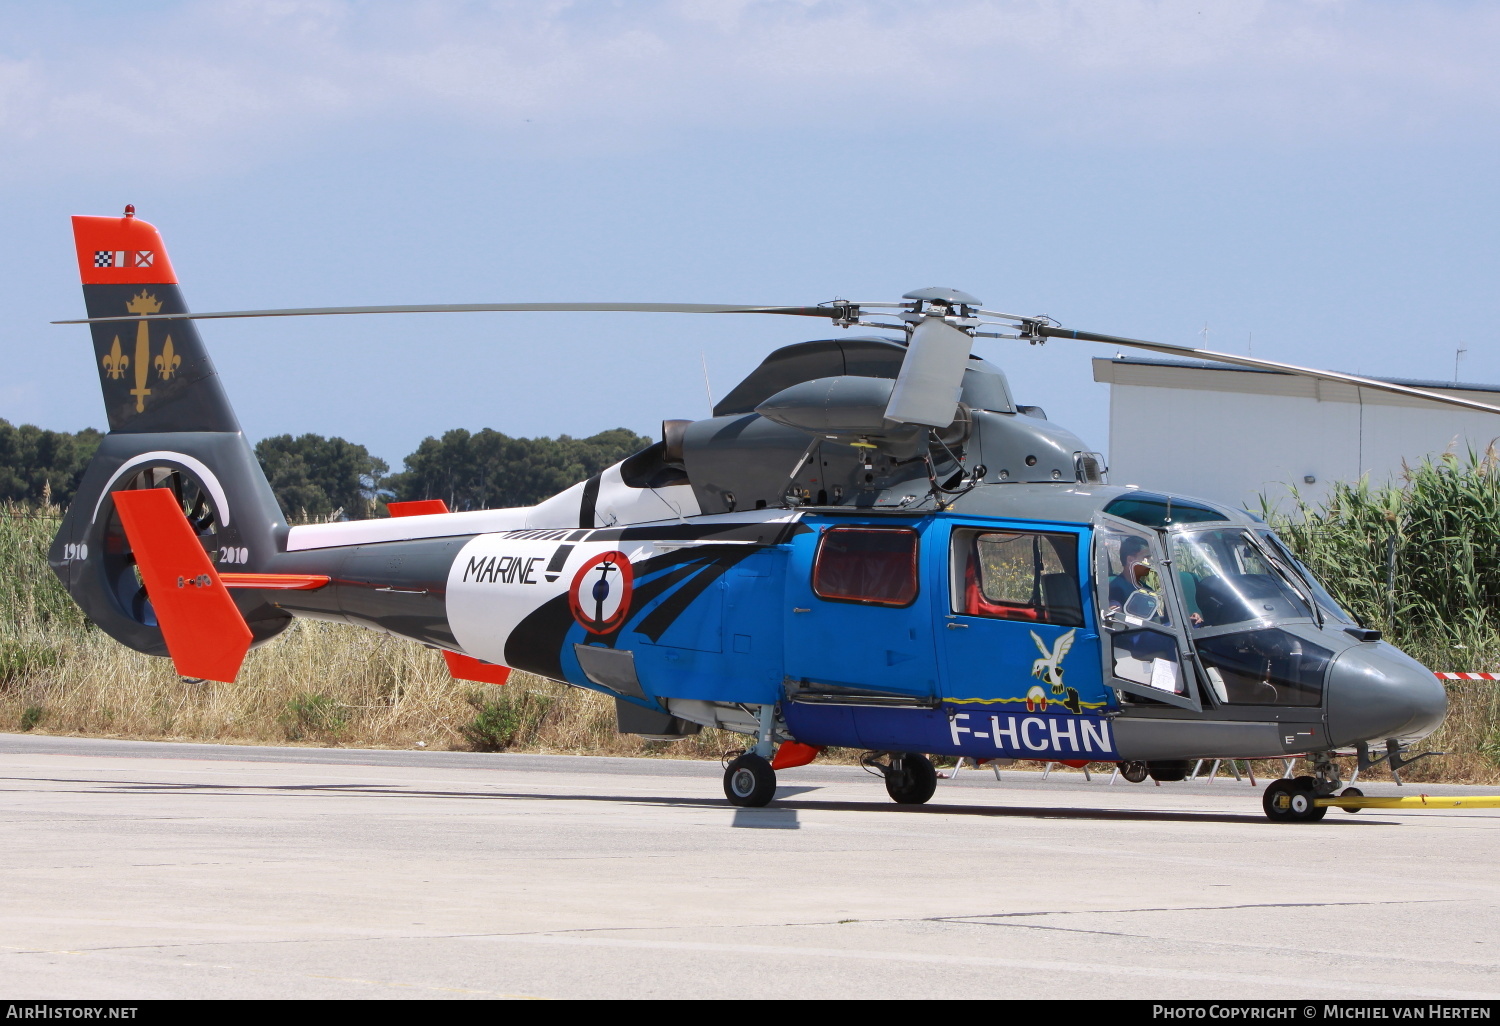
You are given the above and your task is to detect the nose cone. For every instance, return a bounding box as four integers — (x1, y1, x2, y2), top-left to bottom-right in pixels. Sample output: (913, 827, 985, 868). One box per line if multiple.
(1326, 643, 1447, 747)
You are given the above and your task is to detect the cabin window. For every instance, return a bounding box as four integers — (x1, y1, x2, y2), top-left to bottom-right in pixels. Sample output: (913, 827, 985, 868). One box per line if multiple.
(949, 528, 1084, 626)
(813, 527, 919, 607)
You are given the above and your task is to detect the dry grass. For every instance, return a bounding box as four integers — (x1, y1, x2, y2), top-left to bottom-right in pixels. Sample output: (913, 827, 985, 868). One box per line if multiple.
(0, 616, 753, 759)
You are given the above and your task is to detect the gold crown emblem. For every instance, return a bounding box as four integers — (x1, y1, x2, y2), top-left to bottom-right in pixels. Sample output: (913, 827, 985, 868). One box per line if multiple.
(125, 290, 162, 316)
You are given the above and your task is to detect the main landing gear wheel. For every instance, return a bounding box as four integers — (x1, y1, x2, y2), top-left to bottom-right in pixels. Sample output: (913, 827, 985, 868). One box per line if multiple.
(1119, 761, 1149, 783)
(885, 753, 938, 805)
(1262, 778, 1328, 823)
(724, 753, 776, 807)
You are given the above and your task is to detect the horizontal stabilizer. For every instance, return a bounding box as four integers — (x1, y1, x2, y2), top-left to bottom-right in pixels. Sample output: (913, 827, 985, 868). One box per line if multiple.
(220, 573, 330, 591)
(388, 499, 451, 517)
(110, 488, 252, 682)
(444, 651, 512, 686)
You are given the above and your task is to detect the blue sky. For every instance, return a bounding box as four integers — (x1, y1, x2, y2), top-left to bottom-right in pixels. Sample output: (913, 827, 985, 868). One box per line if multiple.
(3, 0, 1497, 465)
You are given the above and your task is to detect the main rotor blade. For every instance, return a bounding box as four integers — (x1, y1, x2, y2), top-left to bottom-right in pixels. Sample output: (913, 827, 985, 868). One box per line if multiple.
(52, 301, 855, 325)
(885, 317, 974, 428)
(1039, 326, 1500, 417)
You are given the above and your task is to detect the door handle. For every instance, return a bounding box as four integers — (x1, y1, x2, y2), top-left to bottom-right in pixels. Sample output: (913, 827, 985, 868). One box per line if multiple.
(793, 607, 811, 614)
(946, 622, 969, 629)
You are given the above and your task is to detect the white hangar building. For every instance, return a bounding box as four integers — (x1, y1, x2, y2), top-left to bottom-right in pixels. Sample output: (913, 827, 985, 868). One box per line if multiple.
(1092, 356, 1500, 513)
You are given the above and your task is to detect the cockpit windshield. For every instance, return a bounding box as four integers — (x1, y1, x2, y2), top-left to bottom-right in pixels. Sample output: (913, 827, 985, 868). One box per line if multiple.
(1257, 531, 1356, 625)
(1168, 528, 1315, 629)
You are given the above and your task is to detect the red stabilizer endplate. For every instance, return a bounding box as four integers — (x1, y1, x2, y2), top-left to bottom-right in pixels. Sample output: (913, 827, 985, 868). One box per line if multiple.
(771, 741, 823, 770)
(111, 488, 252, 683)
(72, 214, 178, 285)
(388, 499, 450, 517)
(444, 651, 511, 685)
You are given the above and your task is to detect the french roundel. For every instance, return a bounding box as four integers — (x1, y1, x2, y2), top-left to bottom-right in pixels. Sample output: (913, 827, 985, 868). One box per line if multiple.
(568, 551, 634, 634)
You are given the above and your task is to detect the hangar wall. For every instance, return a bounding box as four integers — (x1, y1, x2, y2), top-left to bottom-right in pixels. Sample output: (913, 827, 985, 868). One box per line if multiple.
(1093, 357, 1500, 513)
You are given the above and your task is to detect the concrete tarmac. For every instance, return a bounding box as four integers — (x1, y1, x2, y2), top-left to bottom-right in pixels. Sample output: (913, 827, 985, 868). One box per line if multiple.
(1, 733, 1498, 1000)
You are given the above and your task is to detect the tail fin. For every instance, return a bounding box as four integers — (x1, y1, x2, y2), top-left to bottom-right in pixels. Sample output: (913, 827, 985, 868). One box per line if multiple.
(51, 211, 292, 659)
(73, 211, 238, 434)
(111, 487, 253, 682)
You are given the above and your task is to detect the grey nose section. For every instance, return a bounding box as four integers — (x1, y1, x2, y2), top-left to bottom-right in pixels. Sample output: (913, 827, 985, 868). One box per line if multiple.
(1326, 643, 1447, 747)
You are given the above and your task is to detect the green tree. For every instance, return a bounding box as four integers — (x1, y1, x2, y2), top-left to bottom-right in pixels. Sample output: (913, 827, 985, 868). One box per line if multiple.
(390, 427, 650, 510)
(0, 420, 104, 506)
(255, 434, 389, 520)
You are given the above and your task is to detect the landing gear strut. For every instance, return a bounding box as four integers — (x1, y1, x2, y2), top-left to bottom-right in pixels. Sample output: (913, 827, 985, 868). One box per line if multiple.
(723, 704, 781, 807)
(863, 752, 938, 805)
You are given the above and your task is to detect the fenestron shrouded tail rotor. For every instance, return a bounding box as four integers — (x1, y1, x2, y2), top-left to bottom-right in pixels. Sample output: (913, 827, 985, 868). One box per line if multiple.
(56, 283, 1500, 419)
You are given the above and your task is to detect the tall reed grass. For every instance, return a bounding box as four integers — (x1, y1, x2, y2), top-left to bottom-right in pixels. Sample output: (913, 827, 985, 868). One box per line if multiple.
(1262, 447, 1500, 647)
(1256, 449, 1500, 781)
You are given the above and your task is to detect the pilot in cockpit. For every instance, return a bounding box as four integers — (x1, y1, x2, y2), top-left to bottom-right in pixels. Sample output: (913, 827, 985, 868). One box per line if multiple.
(1110, 536, 1204, 628)
(1108, 536, 1154, 611)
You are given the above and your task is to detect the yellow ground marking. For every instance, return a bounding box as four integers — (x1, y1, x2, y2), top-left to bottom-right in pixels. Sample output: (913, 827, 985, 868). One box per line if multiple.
(1315, 794, 1500, 810)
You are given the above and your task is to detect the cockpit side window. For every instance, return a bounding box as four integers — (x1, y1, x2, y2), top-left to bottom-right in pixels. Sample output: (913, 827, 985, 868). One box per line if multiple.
(1097, 523, 1172, 629)
(949, 528, 1084, 626)
(1092, 520, 1190, 702)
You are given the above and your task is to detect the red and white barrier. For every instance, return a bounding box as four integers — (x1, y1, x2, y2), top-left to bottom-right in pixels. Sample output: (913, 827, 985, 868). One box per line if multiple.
(1436, 672, 1500, 681)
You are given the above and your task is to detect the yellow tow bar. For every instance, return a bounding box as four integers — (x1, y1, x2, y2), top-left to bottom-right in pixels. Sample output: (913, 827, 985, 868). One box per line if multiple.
(1314, 794, 1500, 811)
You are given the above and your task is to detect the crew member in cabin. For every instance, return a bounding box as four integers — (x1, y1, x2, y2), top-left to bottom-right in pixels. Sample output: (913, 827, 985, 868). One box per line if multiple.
(1108, 536, 1155, 612)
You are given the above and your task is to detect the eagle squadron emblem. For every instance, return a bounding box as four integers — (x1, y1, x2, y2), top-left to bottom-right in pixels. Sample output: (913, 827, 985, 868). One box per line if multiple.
(1030, 628, 1076, 695)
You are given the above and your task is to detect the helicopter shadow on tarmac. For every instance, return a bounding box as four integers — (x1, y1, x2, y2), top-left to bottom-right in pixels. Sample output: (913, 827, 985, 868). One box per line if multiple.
(26, 774, 1397, 828)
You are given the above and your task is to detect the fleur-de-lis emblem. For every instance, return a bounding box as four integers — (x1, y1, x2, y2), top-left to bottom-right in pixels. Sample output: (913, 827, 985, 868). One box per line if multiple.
(102, 336, 129, 379)
(154, 335, 180, 379)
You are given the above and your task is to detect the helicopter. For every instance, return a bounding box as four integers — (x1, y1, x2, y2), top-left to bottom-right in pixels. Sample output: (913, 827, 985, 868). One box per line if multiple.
(49, 209, 1500, 823)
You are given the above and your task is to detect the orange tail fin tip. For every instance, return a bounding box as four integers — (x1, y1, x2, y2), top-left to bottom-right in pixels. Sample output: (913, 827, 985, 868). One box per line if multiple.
(72, 211, 178, 286)
(109, 488, 252, 683)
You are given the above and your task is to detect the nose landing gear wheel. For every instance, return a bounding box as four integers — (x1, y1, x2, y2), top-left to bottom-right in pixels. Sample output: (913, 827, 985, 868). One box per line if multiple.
(1262, 778, 1328, 822)
(884, 753, 938, 805)
(724, 753, 777, 807)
